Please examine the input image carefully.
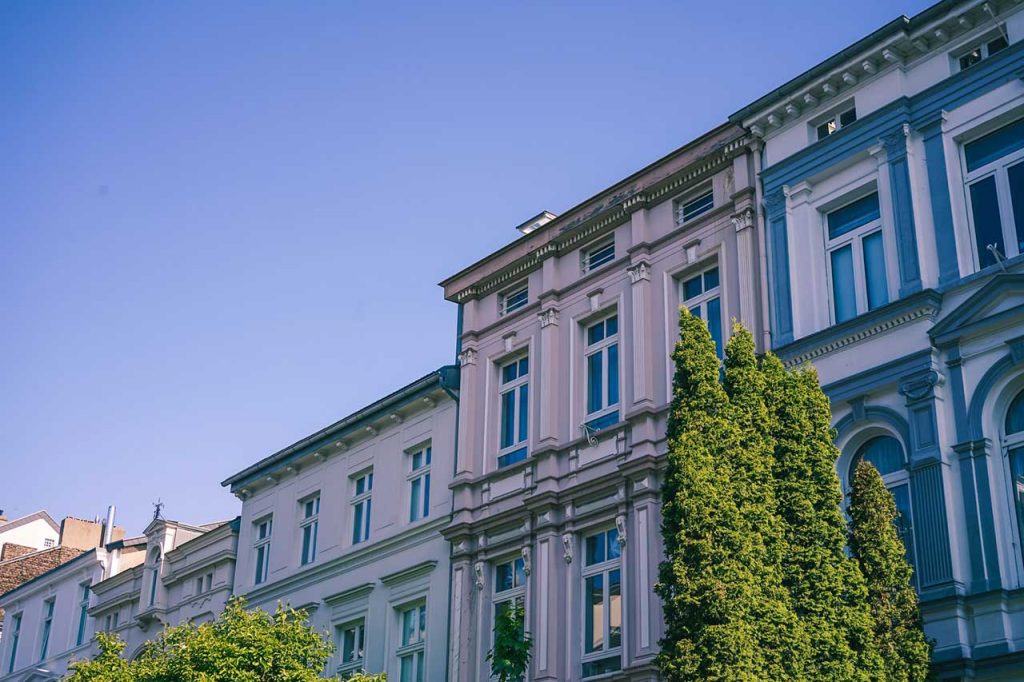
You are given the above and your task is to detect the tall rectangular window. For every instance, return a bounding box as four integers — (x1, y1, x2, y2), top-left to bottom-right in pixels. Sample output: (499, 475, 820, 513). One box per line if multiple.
(7, 612, 21, 673)
(498, 356, 529, 468)
(964, 118, 1024, 269)
(408, 445, 432, 522)
(825, 192, 889, 323)
(582, 528, 622, 678)
(500, 284, 529, 316)
(397, 603, 427, 682)
(300, 494, 320, 566)
(336, 620, 366, 677)
(585, 315, 619, 421)
(583, 237, 615, 272)
(75, 583, 90, 647)
(253, 517, 272, 585)
(493, 556, 527, 641)
(39, 598, 55, 661)
(680, 264, 723, 357)
(352, 472, 373, 545)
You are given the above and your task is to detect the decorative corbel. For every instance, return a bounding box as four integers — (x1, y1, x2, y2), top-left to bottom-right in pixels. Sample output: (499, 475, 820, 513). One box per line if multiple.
(474, 561, 485, 590)
(615, 515, 628, 547)
(561, 533, 574, 564)
(521, 546, 532, 576)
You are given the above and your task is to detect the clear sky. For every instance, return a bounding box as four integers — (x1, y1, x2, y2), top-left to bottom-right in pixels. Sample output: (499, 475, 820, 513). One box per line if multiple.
(0, 0, 936, 534)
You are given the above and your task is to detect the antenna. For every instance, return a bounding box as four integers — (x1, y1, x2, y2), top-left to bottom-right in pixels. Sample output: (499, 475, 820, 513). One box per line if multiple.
(987, 243, 1007, 272)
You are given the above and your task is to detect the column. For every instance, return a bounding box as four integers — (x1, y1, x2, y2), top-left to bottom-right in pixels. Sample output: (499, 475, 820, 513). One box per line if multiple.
(917, 111, 960, 286)
(538, 306, 561, 445)
(732, 206, 758, 336)
(628, 259, 654, 408)
(881, 124, 923, 297)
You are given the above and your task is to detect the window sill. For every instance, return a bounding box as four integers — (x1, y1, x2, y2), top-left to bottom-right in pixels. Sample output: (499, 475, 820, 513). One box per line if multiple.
(584, 409, 621, 433)
(497, 446, 528, 469)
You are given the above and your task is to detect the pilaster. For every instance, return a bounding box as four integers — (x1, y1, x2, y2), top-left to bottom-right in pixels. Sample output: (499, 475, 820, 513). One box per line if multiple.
(628, 259, 654, 407)
(538, 306, 561, 445)
(732, 207, 758, 336)
(917, 111, 960, 286)
(764, 188, 793, 347)
(880, 124, 923, 297)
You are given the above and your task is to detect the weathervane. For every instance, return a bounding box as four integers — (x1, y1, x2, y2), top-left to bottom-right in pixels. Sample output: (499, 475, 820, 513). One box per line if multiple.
(153, 498, 164, 521)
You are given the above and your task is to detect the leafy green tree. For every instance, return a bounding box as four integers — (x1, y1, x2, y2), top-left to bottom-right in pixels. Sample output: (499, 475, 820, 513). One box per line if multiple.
(65, 597, 386, 682)
(761, 355, 884, 681)
(656, 309, 804, 681)
(849, 459, 932, 682)
(486, 600, 532, 682)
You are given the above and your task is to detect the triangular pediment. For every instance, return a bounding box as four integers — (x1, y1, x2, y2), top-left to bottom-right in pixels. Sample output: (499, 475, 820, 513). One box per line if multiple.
(930, 274, 1024, 345)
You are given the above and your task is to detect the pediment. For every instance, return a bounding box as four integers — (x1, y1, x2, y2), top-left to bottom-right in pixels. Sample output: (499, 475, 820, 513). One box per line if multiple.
(930, 274, 1024, 346)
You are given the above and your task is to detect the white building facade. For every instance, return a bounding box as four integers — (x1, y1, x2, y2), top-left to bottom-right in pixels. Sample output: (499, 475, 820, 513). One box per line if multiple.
(221, 365, 459, 681)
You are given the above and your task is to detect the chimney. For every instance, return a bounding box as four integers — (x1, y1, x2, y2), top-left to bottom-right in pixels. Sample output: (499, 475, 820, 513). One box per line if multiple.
(514, 211, 557, 235)
(0, 509, 7, 525)
(102, 505, 116, 546)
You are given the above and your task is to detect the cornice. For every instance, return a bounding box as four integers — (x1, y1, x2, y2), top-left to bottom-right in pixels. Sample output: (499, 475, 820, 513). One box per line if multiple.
(379, 560, 438, 587)
(323, 582, 376, 607)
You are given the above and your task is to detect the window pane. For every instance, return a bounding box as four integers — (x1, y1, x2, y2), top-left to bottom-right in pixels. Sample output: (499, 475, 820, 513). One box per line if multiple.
(514, 557, 526, 587)
(609, 569, 622, 648)
(682, 274, 702, 300)
(400, 655, 413, 682)
(1010, 448, 1024, 567)
(605, 315, 618, 337)
(839, 108, 857, 126)
(402, 609, 415, 646)
(703, 267, 719, 290)
(410, 478, 422, 522)
(519, 357, 529, 376)
(965, 118, 1024, 172)
(1006, 390, 1024, 435)
(415, 651, 424, 682)
(970, 176, 1005, 268)
(828, 193, 880, 239)
(588, 241, 615, 269)
(855, 436, 905, 477)
(496, 563, 513, 592)
(352, 504, 364, 544)
(586, 533, 606, 566)
(301, 526, 312, 564)
(608, 344, 619, 406)
(706, 297, 723, 358)
(1008, 162, 1024, 254)
(830, 245, 857, 323)
(501, 389, 515, 449)
(423, 473, 430, 515)
(988, 35, 1009, 54)
(502, 362, 517, 384)
(862, 231, 889, 311)
(585, 574, 604, 653)
(587, 351, 603, 414)
(588, 322, 605, 345)
(682, 191, 714, 221)
(518, 384, 529, 443)
(607, 529, 621, 560)
(255, 546, 265, 584)
(890, 484, 916, 578)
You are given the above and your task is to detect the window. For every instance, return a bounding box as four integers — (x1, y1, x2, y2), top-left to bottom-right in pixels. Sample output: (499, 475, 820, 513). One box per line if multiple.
(500, 284, 529, 316)
(498, 356, 529, 468)
(43, 538, 55, 548)
(254, 517, 272, 585)
(205, 572, 213, 592)
(963, 118, 1024, 269)
(1005, 390, 1024, 567)
(7, 613, 21, 673)
(75, 583, 90, 646)
(957, 34, 1009, 71)
(195, 572, 213, 595)
(148, 548, 162, 607)
(816, 106, 858, 140)
(408, 446, 432, 522)
(582, 528, 622, 677)
(397, 603, 427, 682)
(493, 556, 527, 641)
(300, 494, 320, 565)
(104, 611, 119, 632)
(585, 315, 620, 420)
(583, 238, 615, 272)
(825, 192, 889, 323)
(677, 188, 714, 224)
(39, 598, 55, 661)
(352, 472, 373, 545)
(336, 620, 366, 677)
(680, 264, 724, 357)
(850, 436, 916, 583)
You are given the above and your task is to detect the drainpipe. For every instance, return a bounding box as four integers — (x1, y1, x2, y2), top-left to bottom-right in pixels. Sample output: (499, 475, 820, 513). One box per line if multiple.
(102, 505, 116, 546)
(444, 302, 464, 682)
(752, 138, 774, 351)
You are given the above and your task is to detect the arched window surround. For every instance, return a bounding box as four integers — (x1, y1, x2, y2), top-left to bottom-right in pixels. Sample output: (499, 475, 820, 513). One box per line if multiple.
(995, 373, 1024, 587)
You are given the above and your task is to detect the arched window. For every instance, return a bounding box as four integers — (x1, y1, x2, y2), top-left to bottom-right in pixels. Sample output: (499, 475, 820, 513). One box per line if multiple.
(1004, 389, 1024, 564)
(148, 548, 162, 607)
(850, 435, 916, 583)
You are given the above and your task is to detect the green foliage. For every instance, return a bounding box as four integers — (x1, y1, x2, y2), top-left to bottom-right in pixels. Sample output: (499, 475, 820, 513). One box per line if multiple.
(64, 597, 386, 682)
(849, 460, 932, 682)
(655, 310, 806, 681)
(761, 355, 884, 681)
(486, 601, 532, 682)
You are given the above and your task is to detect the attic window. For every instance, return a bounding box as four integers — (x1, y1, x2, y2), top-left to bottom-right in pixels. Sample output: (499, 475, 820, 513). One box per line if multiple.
(582, 238, 615, 273)
(816, 107, 857, 140)
(500, 284, 529, 316)
(957, 34, 1008, 71)
(677, 188, 714, 224)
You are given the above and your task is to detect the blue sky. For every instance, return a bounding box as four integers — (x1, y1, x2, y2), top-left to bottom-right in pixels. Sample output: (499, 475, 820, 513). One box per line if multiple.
(0, 0, 935, 533)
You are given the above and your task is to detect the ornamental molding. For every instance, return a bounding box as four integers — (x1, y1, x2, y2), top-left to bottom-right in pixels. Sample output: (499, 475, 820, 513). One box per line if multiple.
(731, 207, 755, 232)
(473, 561, 485, 590)
(615, 515, 627, 546)
(763, 189, 787, 218)
(627, 261, 651, 284)
(521, 546, 532, 576)
(561, 533, 574, 564)
(538, 308, 559, 328)
(879, 123, 911, 161)
(898, 369, 944, 402)
(458, 348, 477, 367)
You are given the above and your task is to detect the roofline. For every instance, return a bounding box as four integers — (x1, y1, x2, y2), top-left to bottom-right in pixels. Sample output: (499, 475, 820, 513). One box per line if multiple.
(0, 510, 60, 535)
(221, 366, 458, 489)
(438, 121, 744, 289)
(0, 548, 98, 603)
(729, 0, 965, 122)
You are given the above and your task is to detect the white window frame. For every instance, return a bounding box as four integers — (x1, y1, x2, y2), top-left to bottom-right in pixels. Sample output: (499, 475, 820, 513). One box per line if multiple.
(580, 527, 623, 678)
(499, 283, 529, 316)
(39, 597, 55, 661)
(492, 556, 527, 648)
(407, 445, 432, 523)
(7, 612, 22, 674)
(812, 104, 857, 141)
(953, 29, 1009, 72)
(582, 237, 615, 273)
(823, 192, 889, 324)
(299, 493, 320, 566)
(396, 602, 427, 682)
(675, 185, 714, 225)
(336, 618, 367, 677)
(679, 261, 724, 357)
(253, 516, 273, 585)
(584, 313, 620, 419)
(1000, 387, 1024, 584)
(352, 471, 374, 545)
(497, 354, 530, 468)
(75, 582, 90, 647)
(962, 130, 1024, 270)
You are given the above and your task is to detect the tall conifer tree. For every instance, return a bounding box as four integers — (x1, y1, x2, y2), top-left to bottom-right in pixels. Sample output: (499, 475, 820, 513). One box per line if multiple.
(656, 310, 803, 681)
(849, 460, 932, 682)
(760, 355, 884, 681)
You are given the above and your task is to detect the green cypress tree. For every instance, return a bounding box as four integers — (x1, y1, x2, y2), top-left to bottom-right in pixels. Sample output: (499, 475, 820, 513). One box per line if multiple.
(849, 459, 932, 682)
(656, 310, 801, 681)
(761, 355, 884, 681)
